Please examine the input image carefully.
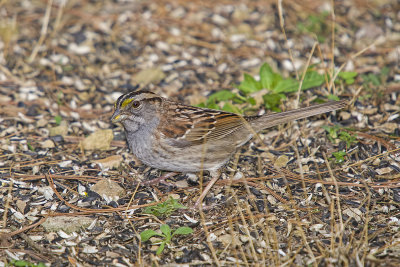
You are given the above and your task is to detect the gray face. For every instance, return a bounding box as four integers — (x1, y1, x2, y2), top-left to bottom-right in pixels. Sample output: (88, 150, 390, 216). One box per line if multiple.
(111, 91, 162, 133)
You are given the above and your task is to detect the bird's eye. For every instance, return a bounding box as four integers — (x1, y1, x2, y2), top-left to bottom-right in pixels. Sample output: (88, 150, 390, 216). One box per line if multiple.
(132, 100, 141, 108)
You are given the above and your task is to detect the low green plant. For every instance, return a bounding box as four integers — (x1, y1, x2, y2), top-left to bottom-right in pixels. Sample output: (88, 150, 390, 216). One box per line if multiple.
(199, 63, 329, 113)
(332, 151, 347, 163)
(338, 131, 357, 148)
(142, 197, 186, 218)
(321, 125, 340, 142)
(54, 115, 62, 125)
(336, 71, 358, 85)
(361, 67, 389, 88)
(322, 125, 357, 148)
(56, 91, 64, 106)
(7, 260, 45, 267)
(296, 11, 330, 43)
(27, 142, 35, 152)
(359, 67, 390, 102)
(140, 224, 193, 255)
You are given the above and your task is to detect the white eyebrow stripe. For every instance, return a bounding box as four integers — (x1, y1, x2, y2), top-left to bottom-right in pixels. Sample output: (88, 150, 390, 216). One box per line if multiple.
(117, 91, 160, 108)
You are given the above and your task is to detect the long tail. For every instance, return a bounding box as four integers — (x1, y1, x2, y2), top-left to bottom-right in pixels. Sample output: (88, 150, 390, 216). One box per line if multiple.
(249, 100, 348, 132)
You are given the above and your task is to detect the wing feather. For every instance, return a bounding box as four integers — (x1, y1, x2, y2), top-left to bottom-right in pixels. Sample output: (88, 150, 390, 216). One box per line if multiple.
(159, 102, 247, 147)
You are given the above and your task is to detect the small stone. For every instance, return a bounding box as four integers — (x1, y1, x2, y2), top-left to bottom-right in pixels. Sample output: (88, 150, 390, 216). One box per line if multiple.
(340, 111, 351, 120)
(219, 234, 242, 246)
(212, 14, 228, 25)
(36, 118, 48, 127)
(82, 246, 98, 253)
(49, 121, 68, 136)
(68, 43, 92, 55)
(233, 172, 244, 180)
(310, 224, 324, 232)
(42, 216, 95, 233)
(78, 92, 90, 101)
(360, 107, 378, 115)
(376, 167, 392, 175)
(81, 129, 113, 150)
(91, 179, 126, 200)
(239, 235, 250, 243)
(294, 165, 309, 173)
(355, 23, 384, 40)
(267, 195, 277, 205)
(384, 104, 400, 111)
(41, 139, 55, 148)
(261, 152, 276, 161)
(93, 155, 123, 169)
(131, 67, 166, 86)
(378, 123, 399, 133)
(343, 208, 362, 222)
(372, 158, 381, 166)
(16, 199, 27, 214)
(274, 155, 289, 169)
(175, 180, 189, 188)
(38, 186, 54, 200)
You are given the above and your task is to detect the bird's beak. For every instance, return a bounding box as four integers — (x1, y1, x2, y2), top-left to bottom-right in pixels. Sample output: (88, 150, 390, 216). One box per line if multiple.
(111, 111, 125, 124)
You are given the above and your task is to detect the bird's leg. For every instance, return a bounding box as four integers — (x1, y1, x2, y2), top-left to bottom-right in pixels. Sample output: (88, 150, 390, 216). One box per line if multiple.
(142, 172, 177, 186)
(194, 170, 221, 208)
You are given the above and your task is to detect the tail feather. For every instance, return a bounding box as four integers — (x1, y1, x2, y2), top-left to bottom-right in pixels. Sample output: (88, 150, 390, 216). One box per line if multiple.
(249, 100, 347, 132)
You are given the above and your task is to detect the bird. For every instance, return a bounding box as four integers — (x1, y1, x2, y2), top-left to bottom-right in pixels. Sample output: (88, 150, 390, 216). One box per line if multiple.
(111, 90, 347, 207)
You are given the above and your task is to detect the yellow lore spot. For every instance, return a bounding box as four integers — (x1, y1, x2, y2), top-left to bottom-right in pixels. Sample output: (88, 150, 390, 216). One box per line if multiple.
(121, 98, 133, 108)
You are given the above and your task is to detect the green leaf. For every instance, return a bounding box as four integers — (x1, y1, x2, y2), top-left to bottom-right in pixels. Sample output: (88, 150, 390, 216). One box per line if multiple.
(271, 72, 283, 88)
(170, 199, 185, 209)
(27, 142, 35, 152)
(368, 74, 381, 86)
(143, 197, 186, 218)
(381, 67, 389, 77)
(362, 73, 381, 86)
(207, 90, 236, 103)
(206, 101, 219, 110)
(247, 97, 256, 106)
(222, 102, 242, 114)
(140, 229, 162, 242)
(337, 71, 358, 85)
(160, 224, 171, 238)
(327, 95, 340, 101)
(263, 93, 285, 111)
(332, 151, 347, 163)
(195, 102, 206, 108)
(172, 226, 193, 236)
(156, 241, 166, 255)
(321, 125, 340, 142)
(339, 131, 357, 147)
(259, 63, 274, 89)
(273, 78, 299, 93)
(301, 71, 325, 90)
(238, 73, 262, 94)
(232, 93, 247, 103)
(11, 260, 32, 267)
(273, 71, 324, 93)
(338, 71, 357, 80)
(156, 242, 165, 255)
(54, 115, 62, 125)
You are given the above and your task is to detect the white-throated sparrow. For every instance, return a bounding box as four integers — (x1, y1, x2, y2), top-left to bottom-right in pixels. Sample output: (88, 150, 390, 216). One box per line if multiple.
(111, 90, 347, 207)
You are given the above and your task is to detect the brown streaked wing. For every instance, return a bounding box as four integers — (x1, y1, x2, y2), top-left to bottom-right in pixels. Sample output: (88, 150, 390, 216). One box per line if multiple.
(159, 103, 247, 146)
(158, 103, 197, 140)
(204, 113, 245, 141)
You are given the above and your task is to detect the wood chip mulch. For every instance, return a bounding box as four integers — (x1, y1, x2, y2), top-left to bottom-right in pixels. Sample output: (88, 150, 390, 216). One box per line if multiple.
(1, 0, 400, 266)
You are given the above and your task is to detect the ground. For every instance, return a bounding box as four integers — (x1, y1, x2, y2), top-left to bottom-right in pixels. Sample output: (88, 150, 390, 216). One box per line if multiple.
(1, 0, 400, 266)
